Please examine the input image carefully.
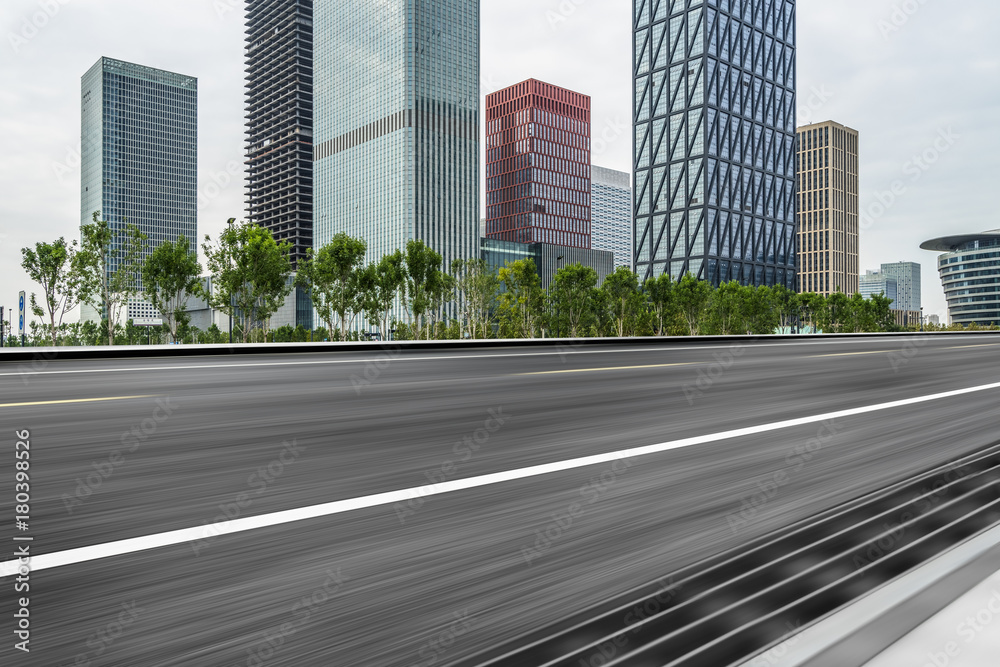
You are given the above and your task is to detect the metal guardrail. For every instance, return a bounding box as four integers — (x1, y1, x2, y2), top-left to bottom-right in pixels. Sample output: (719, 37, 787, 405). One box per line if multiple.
(456, 443, 1000, 667)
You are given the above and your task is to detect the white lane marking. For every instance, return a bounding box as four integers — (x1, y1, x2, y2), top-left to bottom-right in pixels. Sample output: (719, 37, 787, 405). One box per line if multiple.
(4, 380, 1000, 577)
(3, 336, 997, 378)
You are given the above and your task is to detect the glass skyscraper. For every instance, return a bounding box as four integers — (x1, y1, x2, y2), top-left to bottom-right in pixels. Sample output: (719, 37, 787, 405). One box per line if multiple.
(632, 0, 797, 288)
(81, 57, 197, 320)
(313, 0, 479, 288)
(591, 165, 633, 270)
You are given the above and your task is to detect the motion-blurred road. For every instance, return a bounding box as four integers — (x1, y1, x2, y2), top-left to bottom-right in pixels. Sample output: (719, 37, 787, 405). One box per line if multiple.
(2, 335, 999, 666)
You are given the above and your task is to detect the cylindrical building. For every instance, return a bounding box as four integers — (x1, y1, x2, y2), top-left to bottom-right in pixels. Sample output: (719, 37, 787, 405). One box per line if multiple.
(921, 230, 1000, 326)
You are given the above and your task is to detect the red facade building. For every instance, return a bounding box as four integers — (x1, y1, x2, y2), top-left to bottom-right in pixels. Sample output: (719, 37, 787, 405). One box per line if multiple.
(485, 79, 592, 248)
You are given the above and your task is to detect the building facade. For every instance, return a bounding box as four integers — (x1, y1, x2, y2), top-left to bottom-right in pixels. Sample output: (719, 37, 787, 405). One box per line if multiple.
(80, 57, 197, 321)
(796, 120, 859, 296)
(859, 270, 897, 305)
(481, 239, 614, 291)
(485, 79, 591, 249)
(632, 0, 797, 288)
(591, 165, 633, 270)
(879, 261, 921, 312)
(313, 0, 479, 294)
(922, 231, 1000, 326)
(245, 0, 314, 329)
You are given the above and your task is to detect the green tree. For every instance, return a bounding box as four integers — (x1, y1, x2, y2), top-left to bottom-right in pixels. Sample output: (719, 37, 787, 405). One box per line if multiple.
(142, 234, 202, 343)
(359, 250, 406, 340)
(644, 273, 678, 336)
(770, 285, 800, 332)
(826, 292, 851, 333)
(201, 219, 293, 343)
(20, 237, 82, 346)
(403, 240, 443, 340)
(740, 286, 779, 335)
(76, 211, 148, 346)
(867, 293, 896, 332)
(425, 269, 456, 339)
(598, 266, 645, 337)
(452, 258, 498, 339)
(549, 263, 599, 338)
(674, 273, 713, 336)
(708, 281, 745, 335)
(799, 293, 827, 333)
(298, 232, 367, 341)
(497, 259, 544, 338)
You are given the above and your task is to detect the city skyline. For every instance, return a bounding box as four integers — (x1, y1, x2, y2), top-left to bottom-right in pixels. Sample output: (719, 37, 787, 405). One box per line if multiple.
(2, 0, 998, 321)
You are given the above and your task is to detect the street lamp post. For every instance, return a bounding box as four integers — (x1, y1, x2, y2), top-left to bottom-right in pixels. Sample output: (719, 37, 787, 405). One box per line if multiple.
(227, 218, 235, 344)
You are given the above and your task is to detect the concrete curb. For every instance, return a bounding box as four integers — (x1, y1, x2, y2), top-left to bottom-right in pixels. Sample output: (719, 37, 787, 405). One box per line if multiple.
(0, 331, 995, 363)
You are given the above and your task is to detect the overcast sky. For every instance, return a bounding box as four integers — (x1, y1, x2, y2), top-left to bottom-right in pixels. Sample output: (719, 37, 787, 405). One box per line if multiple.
(1, 0, 998, 324)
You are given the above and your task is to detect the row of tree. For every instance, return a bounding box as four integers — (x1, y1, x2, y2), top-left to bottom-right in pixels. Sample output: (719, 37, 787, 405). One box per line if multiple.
(17, 216, 992, 346)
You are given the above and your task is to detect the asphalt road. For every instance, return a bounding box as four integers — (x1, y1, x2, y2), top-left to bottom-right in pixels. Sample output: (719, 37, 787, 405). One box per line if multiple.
(1, 334, 1000, 667)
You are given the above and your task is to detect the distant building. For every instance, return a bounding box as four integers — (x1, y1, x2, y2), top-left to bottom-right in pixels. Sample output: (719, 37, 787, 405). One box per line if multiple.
(80, 57, 197, 322)
(485, 79, 591, 248)
(928, 314, 941, 326)
(922, 230, 1000, 326)
(591, 166, 632, 270)
(796, 121, 859, 296)
(892, 309, 924, 329)
(481, 239, 613, 291)
(633, 0, 797, 288)
(879, 261, 921, 312)
(860, 270, 898, 306)
(245, 0, 313, 329)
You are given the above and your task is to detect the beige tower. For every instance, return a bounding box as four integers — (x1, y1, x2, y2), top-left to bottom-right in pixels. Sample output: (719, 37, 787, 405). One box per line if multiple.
(796, 121, 859, 295)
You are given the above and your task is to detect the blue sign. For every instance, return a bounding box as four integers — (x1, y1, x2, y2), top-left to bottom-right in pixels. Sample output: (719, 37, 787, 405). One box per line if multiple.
(18, 291, 25, 335)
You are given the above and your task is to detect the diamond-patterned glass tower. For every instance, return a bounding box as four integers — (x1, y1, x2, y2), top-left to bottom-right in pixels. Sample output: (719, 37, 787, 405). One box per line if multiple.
(632, 0, 797, 288)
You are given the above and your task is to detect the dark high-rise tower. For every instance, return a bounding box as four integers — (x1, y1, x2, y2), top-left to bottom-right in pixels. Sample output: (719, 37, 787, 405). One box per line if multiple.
(632, 1, 797, 289)
(246, 0, 314, 329)
(245, 0, 314, 268)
